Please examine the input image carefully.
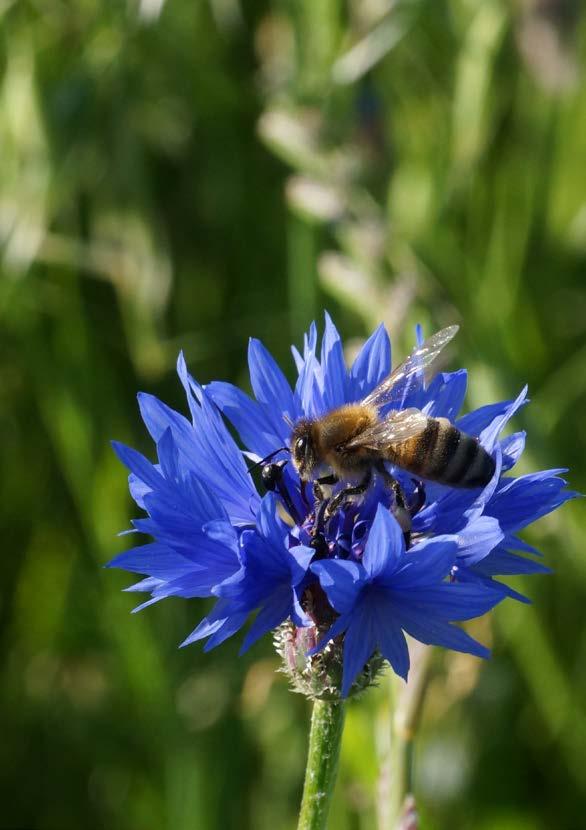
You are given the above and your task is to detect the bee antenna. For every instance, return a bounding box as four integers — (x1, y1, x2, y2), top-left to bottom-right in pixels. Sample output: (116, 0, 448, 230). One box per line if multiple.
(247, 447, 290, 474)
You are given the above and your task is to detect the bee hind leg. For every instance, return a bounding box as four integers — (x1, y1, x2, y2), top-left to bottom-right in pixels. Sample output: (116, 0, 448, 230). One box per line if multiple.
(323, 471, 372, 522)
(374, 461, 412, 541)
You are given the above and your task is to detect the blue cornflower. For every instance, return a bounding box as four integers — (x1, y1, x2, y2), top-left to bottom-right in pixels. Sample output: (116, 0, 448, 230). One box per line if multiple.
(311, 505, 501, 697)
(108, 314, 577, 698)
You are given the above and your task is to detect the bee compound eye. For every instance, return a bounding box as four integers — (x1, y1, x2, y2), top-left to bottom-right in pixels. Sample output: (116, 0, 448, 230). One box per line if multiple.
(295, 437, 307, 454)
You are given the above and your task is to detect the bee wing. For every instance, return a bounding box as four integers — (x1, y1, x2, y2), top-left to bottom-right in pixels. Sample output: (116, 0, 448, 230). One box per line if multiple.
(344, 408, 429, 451)
(361, 325, 459, 412)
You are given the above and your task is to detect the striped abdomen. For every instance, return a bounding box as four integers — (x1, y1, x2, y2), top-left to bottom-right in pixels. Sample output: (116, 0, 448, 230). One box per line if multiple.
(386, 417, 495, 488)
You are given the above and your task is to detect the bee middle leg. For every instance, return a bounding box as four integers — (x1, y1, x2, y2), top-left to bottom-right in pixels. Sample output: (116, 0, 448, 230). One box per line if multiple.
(311, 474, 338, 538)
(323, 471, 372, 522)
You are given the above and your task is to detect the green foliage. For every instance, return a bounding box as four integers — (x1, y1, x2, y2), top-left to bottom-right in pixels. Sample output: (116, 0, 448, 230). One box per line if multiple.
(1, 1, 585, 828)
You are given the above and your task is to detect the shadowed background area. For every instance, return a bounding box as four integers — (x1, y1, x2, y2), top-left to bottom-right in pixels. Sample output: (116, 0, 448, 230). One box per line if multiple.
(1, 2, 585, 829)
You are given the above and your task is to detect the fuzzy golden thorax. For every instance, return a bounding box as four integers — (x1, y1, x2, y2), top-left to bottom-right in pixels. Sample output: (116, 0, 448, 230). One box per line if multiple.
(290, 404, 378, 482)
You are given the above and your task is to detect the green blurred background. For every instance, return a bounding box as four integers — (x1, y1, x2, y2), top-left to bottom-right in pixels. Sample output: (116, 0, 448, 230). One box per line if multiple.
(1, 1, 585, 828)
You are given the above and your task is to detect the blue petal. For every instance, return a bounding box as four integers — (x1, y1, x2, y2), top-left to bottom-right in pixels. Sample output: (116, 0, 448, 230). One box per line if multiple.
(195, 393, 260, 525)
(341, 601, 377, 697)
(107, 542, 202, 579)
(248, 338, 298, 424)
(362, 505, 405, 580)
(390, 536, 457, 588)
(203, 609, 250, 651)
(181, 600, 248, 650)
(377, 618, 410, 681)
(288, 544, 315, 585)
(455, 565, 532, 604)
(478, 386, 528, 451)
(453, 516, 504, 567)
(291, 344, 304, 373)
(500, 431, 526, 471)
(187, 473, 230, 523)
(394, 607, 491, 659)
(457, 401, 509, 435)
(128, 472, 152, 508)
(131, 516, 241, 593)
(349, 323, 391, 401)
(137, 393, 195, 467)
(472, 548, 551, 577)
(132, 517, 158, 536)
(291, 591, 311, 628)
(320, 312, 348, 409)
(123, 576, 162, 593)
(304, 321, 318, 358)
(206, 381, 283, 457)
(391, 582, 502, 621)
(309, 613, 351, 655)
(112, 441, 164, 491)
(212, 563, 247, 599)
(240, 585, 295, 653)
(457, 389, 528, 438)
(180, 603, 228, 646)
(311, 559, 363, 614)
(176, 351, 203, 422)
(174, 357, 260, 524)
(255, 494, 289, 556)
(423, 370, 468, 421)
(487, 470, 578, 533)
(203, 519, 239, 549)
(151, 568, 234, 599)
(504, 534, 542, 556)
(131, 595, 165, 613)
(157, 428, 179, 481)
(295, 352, 325, 417)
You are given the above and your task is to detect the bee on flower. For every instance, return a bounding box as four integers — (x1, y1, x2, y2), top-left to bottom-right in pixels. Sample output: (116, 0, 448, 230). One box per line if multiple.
(108, 314, 576, 698)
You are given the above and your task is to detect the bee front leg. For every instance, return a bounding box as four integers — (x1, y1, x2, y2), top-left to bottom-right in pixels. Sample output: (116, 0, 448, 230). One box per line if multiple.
(324, 471, 372, 522)
(262, 461, 302, 524)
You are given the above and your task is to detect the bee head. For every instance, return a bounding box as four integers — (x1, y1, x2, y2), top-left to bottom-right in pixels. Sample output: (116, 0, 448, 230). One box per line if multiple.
(291, 420, 317, 481)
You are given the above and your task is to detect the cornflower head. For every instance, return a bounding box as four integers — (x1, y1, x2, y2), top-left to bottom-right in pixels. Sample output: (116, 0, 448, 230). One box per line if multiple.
(108, 314, 577, 699)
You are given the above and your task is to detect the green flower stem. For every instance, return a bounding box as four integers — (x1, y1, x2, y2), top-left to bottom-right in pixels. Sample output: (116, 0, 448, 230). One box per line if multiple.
(297, 699, 346, 830)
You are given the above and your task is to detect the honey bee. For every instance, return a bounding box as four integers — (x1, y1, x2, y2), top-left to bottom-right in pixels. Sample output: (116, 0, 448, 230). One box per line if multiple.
(289, 325, 495, 521)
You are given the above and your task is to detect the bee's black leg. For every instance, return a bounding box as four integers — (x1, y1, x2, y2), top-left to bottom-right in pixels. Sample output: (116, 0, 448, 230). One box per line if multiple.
(324, 471, 372, 522)
(311, 498, 329, 540)
(261, 461, 301, 524)
(311, 474, 338, 537)
(318, 474, 338, 485)
(313, 480, 325, 504)
(374, 461, 412, 543)
(312, 473, 338, 504)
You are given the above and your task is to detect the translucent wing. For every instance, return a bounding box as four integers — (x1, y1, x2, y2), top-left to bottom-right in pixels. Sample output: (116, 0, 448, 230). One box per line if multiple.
(361, 325, 459, 412)
(344, 408, 429, 451)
